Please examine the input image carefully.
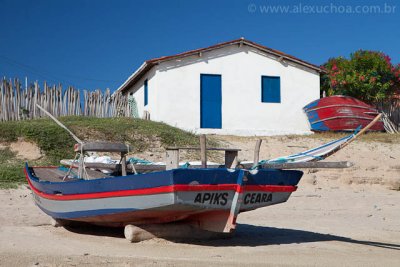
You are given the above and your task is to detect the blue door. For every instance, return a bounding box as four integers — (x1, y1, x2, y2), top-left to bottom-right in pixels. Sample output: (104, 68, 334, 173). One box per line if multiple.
(200, 74, 222, 129)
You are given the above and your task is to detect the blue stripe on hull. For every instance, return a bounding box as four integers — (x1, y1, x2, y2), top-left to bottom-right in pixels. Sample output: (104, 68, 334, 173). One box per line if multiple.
(310, 122, 329, 131)
(303, 99, 329, 131)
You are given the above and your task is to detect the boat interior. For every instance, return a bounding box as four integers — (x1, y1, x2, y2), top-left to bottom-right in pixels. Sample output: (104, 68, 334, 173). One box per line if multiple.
(27, 140, 243, 183)
(30, 166, 112, 183)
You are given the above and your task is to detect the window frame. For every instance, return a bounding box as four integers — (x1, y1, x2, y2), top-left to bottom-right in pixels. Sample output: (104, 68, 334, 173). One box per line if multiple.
(261, 75, 281, 103)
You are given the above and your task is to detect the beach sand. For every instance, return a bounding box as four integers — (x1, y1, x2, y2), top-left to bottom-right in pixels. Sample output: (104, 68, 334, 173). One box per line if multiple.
(1, 136, 399, 266)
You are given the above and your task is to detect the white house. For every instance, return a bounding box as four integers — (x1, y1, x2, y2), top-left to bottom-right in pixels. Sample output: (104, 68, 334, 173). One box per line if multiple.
(116, 38, 323, 136)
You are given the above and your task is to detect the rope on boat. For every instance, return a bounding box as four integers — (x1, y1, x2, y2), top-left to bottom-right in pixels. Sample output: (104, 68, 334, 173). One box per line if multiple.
(62, 153, 80, 180)
(128, 157, 154, 165)
(36, 104, 83, 144)
(36, 104, 89, 179)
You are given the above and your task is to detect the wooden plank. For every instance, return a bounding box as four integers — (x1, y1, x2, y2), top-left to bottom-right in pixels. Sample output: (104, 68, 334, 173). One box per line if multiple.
(61, 160, 353, 172)
(165, 149, 179, 170)
(253, 139, 262, 168)
(200, 134, 207, 168)
(133, 164, 234, 171)
(225, 150, 238, 168)
(15, 80, 20, 120)
(166, 147, 241, 152)
(60, 160, 226, 172)
(74, 142, 132, 153)
(121, 153, 127, 176)
(241, 161, 353, 169)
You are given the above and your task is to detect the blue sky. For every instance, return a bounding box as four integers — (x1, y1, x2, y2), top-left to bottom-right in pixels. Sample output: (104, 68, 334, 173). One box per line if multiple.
(0, 0, 399, 91)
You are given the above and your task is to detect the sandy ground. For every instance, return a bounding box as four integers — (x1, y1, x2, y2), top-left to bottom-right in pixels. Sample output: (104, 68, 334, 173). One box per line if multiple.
(0, 136, 399, 266)
(9, 140, 43, 161)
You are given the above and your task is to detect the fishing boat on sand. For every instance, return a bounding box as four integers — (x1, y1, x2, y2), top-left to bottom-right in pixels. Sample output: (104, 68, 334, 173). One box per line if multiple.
(23, 105, 380, 242)
(23, 140, 352, 241)
(25, 156, 303, 234)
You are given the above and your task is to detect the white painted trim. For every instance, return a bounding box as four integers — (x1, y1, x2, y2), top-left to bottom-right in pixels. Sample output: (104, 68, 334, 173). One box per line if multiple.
(114, 62, 148, 95)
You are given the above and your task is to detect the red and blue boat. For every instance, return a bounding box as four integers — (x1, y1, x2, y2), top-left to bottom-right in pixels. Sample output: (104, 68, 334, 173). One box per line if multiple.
(303, 95, 384, 132)
(24, 159, 303, 235)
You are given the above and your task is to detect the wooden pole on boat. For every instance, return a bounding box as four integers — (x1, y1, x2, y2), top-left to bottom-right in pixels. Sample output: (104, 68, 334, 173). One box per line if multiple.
(340, 113, 382, 149)
(36, 104, 83, 144)
(224, 150, 238, 168)
(259, 161, 353, 169)
(121, 152, 127, 176)
(354, 113, 382, 138)
(165, 149, 179, 170)
(200, 134, 207, 168)
(252, 139, 262, 168)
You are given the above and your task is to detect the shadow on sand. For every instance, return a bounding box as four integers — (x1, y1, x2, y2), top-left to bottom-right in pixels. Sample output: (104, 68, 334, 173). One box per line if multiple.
(63, 222, 400, 250)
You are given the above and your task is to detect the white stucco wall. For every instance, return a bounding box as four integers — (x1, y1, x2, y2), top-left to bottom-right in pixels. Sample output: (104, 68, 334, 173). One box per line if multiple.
(126, 45, 320, 136)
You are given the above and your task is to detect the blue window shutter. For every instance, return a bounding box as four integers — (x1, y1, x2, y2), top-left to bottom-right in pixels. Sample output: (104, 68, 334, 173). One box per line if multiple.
(262, 76, 281, 103)
(144, 79, 148, 106)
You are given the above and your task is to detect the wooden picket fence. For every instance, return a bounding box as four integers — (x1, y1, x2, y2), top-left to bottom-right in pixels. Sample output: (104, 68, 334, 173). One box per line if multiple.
(376, 98, 400, 131)
(1, 77, 399, 130)
(0, 78, 129, 121)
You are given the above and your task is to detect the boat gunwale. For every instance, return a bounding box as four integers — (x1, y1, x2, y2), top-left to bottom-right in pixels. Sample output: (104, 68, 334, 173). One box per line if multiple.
(304, 104, 378, 112)
(24, 164, 299, 201)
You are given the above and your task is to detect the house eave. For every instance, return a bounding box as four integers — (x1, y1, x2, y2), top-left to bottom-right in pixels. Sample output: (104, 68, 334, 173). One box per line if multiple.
(116, 38, 325, 94)
(114, 62, 152, 95)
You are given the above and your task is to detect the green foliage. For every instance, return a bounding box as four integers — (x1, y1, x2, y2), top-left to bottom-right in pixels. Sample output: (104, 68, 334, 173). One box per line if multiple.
(0, 148, 24, 188)
(0, 117, 204, 188)
(62, 117, 202, 150)
(321, 50, 400, 103)
(0, 166, 24, 188)
(0, 119, 76, 163)
(0, 117, 201, 164)
(0, 117, 220, 188)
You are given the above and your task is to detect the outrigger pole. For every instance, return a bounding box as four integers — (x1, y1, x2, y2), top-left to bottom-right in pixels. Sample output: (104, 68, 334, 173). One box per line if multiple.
(36, 104, 83, 144)
(36, 104, 87, 179)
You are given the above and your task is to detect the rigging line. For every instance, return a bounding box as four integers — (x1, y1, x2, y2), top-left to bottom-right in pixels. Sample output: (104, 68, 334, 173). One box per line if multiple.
(0, 59, 64, 85)
(36, 104, 83, 144)
(0, 56, 77, 86)
(0, 55, 122, 84)
(52, 72, 123, 83)
(0, 55, 77, 84)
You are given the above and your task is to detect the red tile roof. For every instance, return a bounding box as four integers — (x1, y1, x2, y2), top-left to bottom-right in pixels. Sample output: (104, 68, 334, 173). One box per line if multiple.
(117, 38, 324, 93)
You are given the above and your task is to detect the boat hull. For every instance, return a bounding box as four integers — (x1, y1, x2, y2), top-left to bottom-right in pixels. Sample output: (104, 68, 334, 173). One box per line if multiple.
(25, 164, 302, 231)
(304, 95, 384, 132)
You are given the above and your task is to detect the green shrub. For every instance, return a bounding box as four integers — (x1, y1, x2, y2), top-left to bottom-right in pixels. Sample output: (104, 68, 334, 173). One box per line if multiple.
(321, 50, 400, 103)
